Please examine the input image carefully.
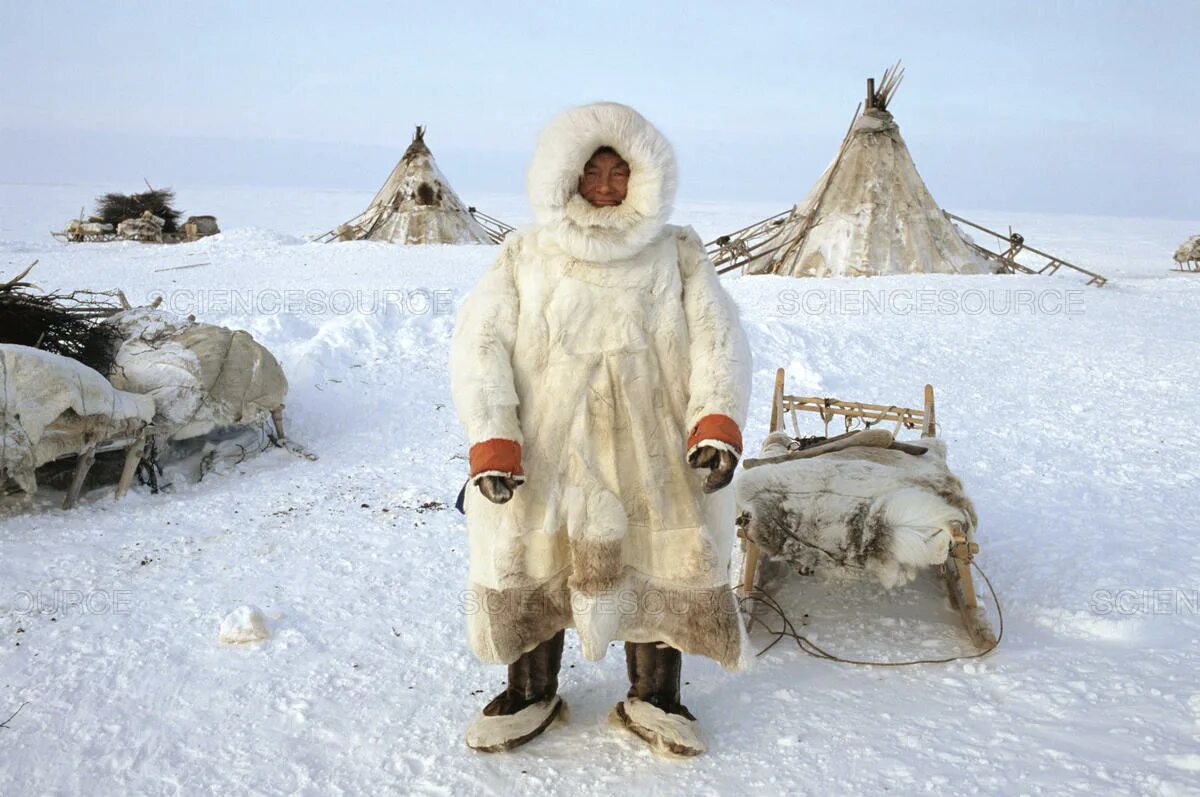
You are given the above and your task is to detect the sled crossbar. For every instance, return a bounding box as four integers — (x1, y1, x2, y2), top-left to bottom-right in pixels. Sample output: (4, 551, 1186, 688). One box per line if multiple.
(776, 394, 932, 439)
(706, 208, 798, 274)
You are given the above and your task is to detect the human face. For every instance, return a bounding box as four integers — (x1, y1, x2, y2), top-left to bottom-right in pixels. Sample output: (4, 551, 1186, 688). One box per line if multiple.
(579, 149, 630, 207)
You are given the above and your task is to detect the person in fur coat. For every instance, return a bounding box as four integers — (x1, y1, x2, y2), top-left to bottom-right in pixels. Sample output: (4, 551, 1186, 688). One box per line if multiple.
(450, 101, 752, 756)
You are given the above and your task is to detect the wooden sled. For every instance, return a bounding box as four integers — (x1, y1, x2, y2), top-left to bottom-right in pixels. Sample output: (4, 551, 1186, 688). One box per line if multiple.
(467, 207, 514, 244)
(737, 368, 997, 651)
(6, 407, 314, 511)
(2, 420, 153, 511)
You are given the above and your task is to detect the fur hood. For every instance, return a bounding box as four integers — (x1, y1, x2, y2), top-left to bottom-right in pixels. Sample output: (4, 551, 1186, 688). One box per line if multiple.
(526, 102, 678, 263)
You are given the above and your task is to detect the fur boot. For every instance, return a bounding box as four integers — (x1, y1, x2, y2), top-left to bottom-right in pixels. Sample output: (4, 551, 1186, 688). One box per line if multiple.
(611, 641, 706, 756)
(465, 631, 567, 752)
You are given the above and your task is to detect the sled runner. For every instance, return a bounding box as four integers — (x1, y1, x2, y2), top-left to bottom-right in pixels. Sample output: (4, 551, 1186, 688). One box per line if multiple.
(734, 368, 997, 651)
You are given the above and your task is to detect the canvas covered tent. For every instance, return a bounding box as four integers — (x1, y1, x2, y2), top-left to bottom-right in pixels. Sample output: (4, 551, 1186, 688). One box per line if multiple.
(711, 65, 992, 278)
(321, 126, 495, 245)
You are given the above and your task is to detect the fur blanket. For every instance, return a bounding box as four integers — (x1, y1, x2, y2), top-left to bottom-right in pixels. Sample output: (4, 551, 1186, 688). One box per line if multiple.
(734, 431, 977, 588)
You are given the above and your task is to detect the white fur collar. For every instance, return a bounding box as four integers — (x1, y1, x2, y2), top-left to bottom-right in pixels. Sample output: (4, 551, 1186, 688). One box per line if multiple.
(526, 102, 677, 263)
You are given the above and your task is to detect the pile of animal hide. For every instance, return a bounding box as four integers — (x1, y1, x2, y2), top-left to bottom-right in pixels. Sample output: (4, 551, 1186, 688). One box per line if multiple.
(116, 211, 166, 242)
(105, 307, 288, 441)
(57, 189, 224, 244)
(1, 265, 290, 498)
(734, 430, 977, 589)
(1174, 235, 1200, 265)
(0, 344, 154, 494)
(62, 220, 115, 240)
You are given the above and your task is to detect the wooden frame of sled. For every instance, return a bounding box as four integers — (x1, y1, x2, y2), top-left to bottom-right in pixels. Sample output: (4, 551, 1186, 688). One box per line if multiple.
(467, 207, 514, 244)
(2, 420, 152, 511)
(708, 207, 800, 275)
(737, 368, 997, 650)
(51, 230, 213, 245)
(944, 212, 1108, 287)
(4, 398, 310, 512)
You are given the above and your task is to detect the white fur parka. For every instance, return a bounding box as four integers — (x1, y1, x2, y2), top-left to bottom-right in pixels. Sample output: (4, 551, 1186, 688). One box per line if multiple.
(450, 102, 753, 670)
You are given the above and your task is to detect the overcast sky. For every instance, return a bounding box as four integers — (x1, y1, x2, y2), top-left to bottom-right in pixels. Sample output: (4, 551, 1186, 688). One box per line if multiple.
(2, 1, 1196, 219)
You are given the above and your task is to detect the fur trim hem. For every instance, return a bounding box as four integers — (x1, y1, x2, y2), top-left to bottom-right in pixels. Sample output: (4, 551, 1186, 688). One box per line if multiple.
(466, 572, 574, 665)
(466, 569, 747, 671)
(567, 537, 623, 594)
(466, 696, 566, 753)
(581, 571, 746, 672)
(612, 698, 706, 757)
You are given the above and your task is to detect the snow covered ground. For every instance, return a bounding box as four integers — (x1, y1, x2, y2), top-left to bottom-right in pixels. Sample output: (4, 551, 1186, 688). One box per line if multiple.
(1, 182, 1198, 795)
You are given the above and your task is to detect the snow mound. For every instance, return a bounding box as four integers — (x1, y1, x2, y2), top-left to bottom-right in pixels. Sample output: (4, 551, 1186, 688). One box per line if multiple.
(218, 605, 269, 644)
(189, 227, 309, 249)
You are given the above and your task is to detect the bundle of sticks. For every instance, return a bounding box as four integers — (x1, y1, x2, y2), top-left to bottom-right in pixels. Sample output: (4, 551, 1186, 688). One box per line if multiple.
(0, 261, 128, 373)
(95, 187, 182, 233)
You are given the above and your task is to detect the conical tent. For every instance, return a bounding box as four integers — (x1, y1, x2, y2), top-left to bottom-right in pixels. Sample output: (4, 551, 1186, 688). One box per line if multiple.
(327, 126, 493, 245)
(725, 66, 991, 278)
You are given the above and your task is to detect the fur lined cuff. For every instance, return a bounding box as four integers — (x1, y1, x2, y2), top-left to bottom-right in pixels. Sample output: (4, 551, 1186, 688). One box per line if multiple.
(469, 469, 527, 487)
(686, 414, 742, 455)
(469, 438, 524, 480)
(685, 438, 741, 462)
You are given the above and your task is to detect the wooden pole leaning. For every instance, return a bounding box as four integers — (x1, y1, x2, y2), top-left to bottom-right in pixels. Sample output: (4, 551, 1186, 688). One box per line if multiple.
(922, 383, 997, 650)
(738, 368, 785, 617)
(113, 427, 148, 500)
(63, 442, 97, 510)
